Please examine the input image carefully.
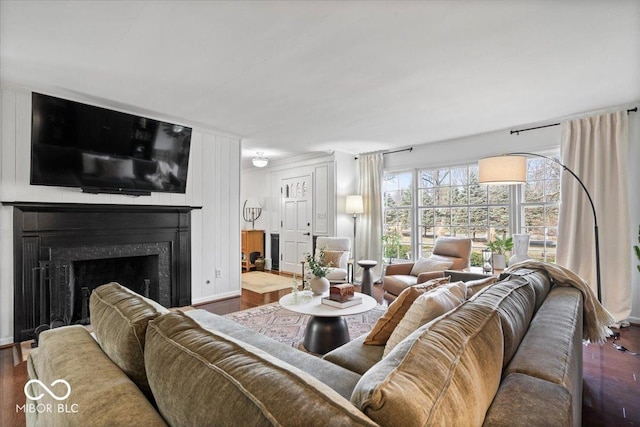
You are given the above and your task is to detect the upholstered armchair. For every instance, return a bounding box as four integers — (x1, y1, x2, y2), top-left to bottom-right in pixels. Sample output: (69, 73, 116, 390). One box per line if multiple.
(315, 237, 351, 283)
(382, 237, 472, 302)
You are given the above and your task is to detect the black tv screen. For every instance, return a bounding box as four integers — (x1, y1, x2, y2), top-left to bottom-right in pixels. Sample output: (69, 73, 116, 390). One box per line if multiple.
(31, 92, 192, 195)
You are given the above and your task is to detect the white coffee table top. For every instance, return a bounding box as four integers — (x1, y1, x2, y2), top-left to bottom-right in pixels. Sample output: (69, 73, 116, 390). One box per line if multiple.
(279, 291, 377, 317)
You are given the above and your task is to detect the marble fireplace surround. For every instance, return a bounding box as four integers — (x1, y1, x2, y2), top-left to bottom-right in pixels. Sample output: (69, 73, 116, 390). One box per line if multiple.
(11, 202, 193, 342)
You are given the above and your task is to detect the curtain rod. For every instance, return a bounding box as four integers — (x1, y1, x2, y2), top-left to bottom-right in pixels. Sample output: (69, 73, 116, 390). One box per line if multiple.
(511, 107, 637, 135)
(354, 147, 412, 160)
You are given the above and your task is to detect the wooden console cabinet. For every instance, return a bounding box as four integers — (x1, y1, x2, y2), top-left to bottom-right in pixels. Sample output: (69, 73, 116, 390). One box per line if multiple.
(241, 230, 264, 272)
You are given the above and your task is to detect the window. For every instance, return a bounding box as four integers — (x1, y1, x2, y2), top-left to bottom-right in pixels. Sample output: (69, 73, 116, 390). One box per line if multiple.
(382, 152, 561, 266)
(521, 156, 561, 262)
(417, 165, 509, 267)
(383, 171, 413, 260)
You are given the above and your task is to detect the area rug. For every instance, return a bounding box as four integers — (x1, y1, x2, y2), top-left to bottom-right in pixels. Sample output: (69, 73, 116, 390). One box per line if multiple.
(241, 271, 294, 294)
(224, 302, 386, 348)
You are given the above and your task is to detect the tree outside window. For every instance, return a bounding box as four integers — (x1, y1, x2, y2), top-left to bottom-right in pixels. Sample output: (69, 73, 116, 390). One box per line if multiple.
(382, 152, 560, 267)
(417, 165, 509, 267)
(383, 171, 412, 261)
(521, 156, 560, 262)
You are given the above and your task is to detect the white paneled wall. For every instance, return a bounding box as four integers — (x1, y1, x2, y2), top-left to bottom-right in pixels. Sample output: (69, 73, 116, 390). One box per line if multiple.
(0, 85, 241, 344)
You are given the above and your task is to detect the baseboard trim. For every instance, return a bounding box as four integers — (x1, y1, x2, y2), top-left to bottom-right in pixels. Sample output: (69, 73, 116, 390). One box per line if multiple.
(192, 291, 241, 305)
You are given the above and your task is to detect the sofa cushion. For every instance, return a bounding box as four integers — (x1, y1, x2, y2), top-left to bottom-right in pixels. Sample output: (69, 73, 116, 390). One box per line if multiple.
(382, 275, 419, 296)
(484, 373, 573, 426)
(186, 309, 362, 400)
(465, 275, 498, 298)
(145, 312, 377, 427)
(323, 334, 386, 375)
(471, 279, 536, 367)
(409, 257, 453, 276)
(352, 303, 504, 427)
(364, 276, 450, 346)
(383, 281, 467, 357)
(89, 282, 168, 397)
(27, 325, 166, 427)
(326, 268, 349, 282)
(504, 286, 583, 425)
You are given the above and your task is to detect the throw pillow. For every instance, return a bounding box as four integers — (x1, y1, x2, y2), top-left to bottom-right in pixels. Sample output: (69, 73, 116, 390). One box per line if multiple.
(383, 281, 466, 357)
(465, 275, 498, 298)
(364, 276, 451, 346)
(409, 257, 453, 276)
(351, 304, 504, 427)
(322, 250, 346, 268)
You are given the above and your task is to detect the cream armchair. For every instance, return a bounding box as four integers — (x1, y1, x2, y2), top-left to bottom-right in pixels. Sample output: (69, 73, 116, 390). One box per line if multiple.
(382, 237, 473, 302)
(315, 237, 351, 283)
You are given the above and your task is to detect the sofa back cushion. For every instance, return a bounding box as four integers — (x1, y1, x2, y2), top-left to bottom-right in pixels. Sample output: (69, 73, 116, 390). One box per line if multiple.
(145, 312, 378, 427)
(351, 303, 504, 427)
(471, 279, 536, 367)
(90, 282, 168, 397)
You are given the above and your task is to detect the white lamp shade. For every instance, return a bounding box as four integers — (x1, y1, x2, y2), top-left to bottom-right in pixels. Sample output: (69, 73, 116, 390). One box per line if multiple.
(345, 195, 364, 214)
(478, 156, 527, 185)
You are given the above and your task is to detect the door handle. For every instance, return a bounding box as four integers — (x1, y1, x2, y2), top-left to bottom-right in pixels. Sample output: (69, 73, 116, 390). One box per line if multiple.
(302, 232, 310, 236)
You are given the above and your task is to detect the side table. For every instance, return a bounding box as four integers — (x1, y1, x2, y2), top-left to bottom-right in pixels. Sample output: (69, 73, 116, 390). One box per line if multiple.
(357, 260, 378, 296)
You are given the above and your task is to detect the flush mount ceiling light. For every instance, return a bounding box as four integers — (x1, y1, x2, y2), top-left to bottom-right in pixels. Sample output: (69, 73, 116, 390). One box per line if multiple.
(252, 152, 269, 168)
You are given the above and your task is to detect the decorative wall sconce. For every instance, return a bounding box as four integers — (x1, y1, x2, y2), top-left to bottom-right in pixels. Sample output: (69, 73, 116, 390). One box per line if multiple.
(243, 197, 262, 229)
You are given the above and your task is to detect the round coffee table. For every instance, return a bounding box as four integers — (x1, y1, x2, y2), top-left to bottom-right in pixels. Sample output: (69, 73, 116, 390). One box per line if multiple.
(279, 291, 377, 354)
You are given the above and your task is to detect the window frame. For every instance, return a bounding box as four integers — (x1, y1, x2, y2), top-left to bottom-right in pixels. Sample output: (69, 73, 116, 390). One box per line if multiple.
(381, 149, 561, 265)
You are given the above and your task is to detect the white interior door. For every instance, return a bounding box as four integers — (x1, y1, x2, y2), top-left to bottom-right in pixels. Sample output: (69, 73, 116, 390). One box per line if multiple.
(280, 174, 312, 275)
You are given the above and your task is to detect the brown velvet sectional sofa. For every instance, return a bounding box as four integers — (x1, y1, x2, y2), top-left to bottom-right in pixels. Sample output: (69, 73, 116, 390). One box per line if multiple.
(26, 268, 584, 426)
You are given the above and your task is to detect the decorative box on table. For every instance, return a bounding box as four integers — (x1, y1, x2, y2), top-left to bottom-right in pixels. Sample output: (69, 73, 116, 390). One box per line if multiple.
(329, 284, 354, 302)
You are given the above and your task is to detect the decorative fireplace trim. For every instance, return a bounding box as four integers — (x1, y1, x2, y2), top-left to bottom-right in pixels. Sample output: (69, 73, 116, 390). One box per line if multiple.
(12, 202, 193, 342)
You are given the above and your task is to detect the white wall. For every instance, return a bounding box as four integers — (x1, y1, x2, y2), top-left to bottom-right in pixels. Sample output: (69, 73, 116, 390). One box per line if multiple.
(629, 111, 640, 323)
(0, 84, 241, 344)
(385, 113, 640, 324)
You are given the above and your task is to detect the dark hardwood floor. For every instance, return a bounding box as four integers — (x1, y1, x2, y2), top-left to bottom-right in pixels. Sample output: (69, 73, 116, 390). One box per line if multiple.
(1, 276, 638, 426)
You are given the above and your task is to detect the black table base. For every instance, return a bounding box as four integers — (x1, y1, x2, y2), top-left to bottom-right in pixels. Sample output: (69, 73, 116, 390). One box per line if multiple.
(302, 316, 350, 354)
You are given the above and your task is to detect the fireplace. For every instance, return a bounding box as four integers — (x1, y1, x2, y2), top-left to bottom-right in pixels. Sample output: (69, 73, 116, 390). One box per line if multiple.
(12, 203, 193, 342)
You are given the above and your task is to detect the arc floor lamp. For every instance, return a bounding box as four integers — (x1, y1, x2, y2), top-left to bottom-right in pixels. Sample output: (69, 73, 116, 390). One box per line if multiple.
(478, 153, 601, 302)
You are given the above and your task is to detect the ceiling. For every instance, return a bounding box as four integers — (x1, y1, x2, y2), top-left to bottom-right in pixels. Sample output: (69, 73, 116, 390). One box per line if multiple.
(2, 1, 639, 168)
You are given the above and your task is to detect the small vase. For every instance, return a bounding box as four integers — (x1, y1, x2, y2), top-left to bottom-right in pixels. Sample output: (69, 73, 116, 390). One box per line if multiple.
(310, 276, 330, 295)
(509, 234, 531, 265)
(492, 254, 506, 270)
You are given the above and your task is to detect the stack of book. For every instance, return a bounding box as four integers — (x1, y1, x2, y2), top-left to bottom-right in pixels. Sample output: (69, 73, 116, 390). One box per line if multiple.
(321, 284, 362, 308)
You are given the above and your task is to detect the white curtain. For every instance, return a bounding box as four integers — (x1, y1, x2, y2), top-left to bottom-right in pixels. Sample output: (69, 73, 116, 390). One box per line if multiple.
(355, 153, 384, 281)
(556, 111, 631, 323)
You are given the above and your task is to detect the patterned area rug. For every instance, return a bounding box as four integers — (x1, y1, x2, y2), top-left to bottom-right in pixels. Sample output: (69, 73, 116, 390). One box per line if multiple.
(224, 302, 386, 348)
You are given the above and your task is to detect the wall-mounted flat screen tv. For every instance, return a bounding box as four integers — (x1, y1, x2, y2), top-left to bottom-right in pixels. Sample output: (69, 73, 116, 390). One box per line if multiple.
(31, 92, 192, 195)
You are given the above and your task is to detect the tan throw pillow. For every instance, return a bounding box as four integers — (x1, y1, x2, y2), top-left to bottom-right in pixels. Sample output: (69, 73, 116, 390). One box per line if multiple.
(409, 257, 453, 276)
(364, 276, 450, 346)
(465, 275, 498, 298)
(322, 250, 345, 268)
(352, 303, 504, 427)
(383, 281, 466, 357)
